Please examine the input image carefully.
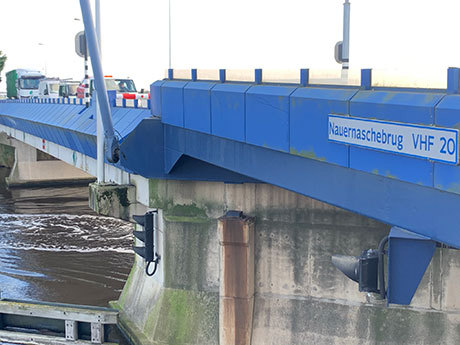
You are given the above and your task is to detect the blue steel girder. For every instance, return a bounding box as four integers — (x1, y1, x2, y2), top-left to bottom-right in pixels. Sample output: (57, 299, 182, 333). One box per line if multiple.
(162, 124, 460, 248)
(119, 118, 260, 183)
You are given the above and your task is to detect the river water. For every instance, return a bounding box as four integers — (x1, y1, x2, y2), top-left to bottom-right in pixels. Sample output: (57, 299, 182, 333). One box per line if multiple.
(0, 183, 134, 307)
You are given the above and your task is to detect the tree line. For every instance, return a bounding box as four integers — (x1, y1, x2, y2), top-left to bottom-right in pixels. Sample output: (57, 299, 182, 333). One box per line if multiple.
(0, 51, 7, 83)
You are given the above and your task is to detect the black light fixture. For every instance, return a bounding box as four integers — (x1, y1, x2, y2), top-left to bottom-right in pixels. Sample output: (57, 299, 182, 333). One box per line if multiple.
(332, 236, 388, 298)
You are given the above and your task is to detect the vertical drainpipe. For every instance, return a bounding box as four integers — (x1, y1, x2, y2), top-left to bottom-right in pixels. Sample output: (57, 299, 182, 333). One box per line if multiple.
(342, 0, 351, 80)
(219, 211, 255, 345)
(95, 0, 105, 182)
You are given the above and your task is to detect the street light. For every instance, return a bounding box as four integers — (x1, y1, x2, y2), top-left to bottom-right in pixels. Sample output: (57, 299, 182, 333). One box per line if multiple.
(169, 0, 172, 69)
(94, 0, 104, 183)
(334, 0, 351, 80)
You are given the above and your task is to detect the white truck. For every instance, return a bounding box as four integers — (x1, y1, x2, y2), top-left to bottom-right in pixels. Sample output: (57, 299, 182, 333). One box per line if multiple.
(6, 69, 45, 99)
(38, 78, 61, 99)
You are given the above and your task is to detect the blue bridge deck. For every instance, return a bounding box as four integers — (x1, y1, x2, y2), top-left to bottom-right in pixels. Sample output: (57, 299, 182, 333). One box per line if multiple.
(2, 69, 460, 251)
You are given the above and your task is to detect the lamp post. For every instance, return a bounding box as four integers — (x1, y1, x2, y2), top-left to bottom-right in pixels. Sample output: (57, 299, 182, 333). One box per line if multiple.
(79, 0, 119, 164)
(342, 0, 350, 79)
(168, 0, 172, 69)
(95, 0, 104, 183)
(75, 2, 108, 179)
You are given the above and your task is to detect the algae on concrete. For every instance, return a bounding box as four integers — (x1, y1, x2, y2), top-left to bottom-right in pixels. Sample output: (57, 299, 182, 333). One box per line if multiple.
(153, 288, 218, 345)
(89, 183, 134, 220)
(164, 203, 210, 223)
(148, 179, 212, 222)
(0, 143, 15, 168)
(117, 256, 137, 309)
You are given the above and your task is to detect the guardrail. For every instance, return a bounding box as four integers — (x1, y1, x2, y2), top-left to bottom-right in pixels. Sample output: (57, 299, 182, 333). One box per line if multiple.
(1, 66, 457, 111)
(0, 96, 151, 109)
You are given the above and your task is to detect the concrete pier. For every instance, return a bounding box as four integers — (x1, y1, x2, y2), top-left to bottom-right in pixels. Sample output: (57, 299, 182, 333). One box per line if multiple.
(91, 179, 460, 345)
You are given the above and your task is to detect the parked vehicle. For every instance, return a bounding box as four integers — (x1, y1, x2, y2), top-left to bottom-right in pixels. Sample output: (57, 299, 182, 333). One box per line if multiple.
(6, 69, 45, 99)
(38, 78, 60, 99)
(76, 76, 145, 99)
(59, 80, 80, 98)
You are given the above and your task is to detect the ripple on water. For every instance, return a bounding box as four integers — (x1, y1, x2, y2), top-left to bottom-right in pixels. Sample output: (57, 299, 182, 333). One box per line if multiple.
(0, 214, 134, 253)
(0, 185, 135, 306)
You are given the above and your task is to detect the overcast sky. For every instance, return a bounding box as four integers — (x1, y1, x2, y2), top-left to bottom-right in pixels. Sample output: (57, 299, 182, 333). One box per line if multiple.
(1, 0, 460, 91)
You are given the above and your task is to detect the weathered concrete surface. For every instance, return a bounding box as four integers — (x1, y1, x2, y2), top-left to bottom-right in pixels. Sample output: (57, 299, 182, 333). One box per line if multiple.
(106, 179, 460, 345)
(89, 183, 145, 221)
(112, 208, 219, 345)
(252, 296, 460, 345)
(0, 133, 94, 187)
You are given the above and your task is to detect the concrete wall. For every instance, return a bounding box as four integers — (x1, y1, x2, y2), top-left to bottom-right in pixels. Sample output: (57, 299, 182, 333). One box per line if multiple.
(111, 179, 460, 345)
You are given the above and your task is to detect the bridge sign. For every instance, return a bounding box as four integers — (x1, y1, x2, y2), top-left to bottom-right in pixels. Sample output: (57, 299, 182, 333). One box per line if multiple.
(328, 114, 460, 165)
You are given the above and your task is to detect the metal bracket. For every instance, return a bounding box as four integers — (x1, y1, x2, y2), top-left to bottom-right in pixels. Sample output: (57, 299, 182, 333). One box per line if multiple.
(387, 227, 436, 305)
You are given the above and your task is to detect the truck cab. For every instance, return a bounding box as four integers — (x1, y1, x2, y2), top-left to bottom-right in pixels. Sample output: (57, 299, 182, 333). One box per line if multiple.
(38, 78, 60, 99)
(59, 80, 80, 98)
(76, 76, 139, 99)
(6, 69, 45, 99)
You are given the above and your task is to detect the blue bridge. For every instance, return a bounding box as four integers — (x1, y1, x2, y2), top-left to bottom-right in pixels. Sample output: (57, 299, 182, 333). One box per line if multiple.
(1, 67, 460, 308)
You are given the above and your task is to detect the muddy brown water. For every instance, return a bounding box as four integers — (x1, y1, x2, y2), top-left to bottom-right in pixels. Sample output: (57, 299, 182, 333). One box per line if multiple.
(0, 177, 135, 344)
(0, 184, 134, 306)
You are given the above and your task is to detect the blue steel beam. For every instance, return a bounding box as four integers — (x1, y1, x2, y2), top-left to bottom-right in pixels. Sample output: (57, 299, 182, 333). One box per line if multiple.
(160, 125, 460, 248)
(139, 69, 460, 249)
(119, 118, 260, 183)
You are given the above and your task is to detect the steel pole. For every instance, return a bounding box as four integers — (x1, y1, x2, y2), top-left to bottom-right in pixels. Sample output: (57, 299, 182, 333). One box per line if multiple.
(342, 0, 351, 79)
(79, 0, 119, 163)
(95, 0, 105, 182)
(168, 0, 172, 69)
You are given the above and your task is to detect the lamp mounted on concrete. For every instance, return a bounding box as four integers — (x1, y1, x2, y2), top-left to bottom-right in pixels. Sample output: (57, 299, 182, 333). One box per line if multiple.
(332, 228, 437, 306)
(332, 248, 380, 294)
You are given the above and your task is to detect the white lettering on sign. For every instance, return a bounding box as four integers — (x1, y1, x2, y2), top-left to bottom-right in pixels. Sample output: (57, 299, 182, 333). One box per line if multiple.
(328, 114, 460, 165)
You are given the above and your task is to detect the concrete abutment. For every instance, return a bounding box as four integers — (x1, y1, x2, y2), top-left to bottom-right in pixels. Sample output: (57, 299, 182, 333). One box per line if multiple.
(91, 179, 460, 345)
(0, 132, 94, 187)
